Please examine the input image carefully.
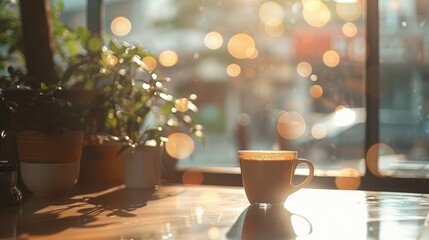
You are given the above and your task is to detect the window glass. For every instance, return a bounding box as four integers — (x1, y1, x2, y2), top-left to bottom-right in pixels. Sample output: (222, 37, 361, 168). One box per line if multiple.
(62, 0, 367, 175)
(378, 0, 429, 177)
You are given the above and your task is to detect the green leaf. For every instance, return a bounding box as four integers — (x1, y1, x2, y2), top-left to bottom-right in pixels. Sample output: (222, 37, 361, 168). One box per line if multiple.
(108, 39, 120, 53)
(56, 0, 64, 12)
(40, 82, 48, 90)
(75, 27, 90, 47)
(87, 35, 103, 53)
(65, 39, 80, 56)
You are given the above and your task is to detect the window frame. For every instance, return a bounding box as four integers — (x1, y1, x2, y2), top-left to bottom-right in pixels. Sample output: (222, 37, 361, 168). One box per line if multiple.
(361, 0, 429, 193)
(88, 0, 429, 193)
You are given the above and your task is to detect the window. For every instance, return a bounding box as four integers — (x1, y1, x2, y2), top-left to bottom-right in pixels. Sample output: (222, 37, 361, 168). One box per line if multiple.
(376, 0, 429, 178)
(61, 0, 429, 191)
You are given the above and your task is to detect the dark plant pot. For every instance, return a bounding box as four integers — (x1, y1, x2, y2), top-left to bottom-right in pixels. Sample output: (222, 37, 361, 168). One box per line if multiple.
(79, 142, 125, 188)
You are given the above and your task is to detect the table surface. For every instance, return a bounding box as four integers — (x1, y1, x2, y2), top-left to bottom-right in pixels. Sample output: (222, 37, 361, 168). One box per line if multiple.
(1, 184, 429, 240)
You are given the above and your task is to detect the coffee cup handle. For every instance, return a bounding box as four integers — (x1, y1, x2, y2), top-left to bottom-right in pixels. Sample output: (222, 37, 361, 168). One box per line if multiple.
(292, 158, 314, 193)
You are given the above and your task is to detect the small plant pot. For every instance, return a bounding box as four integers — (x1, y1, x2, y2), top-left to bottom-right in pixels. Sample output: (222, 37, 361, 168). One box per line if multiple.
(16, 131, 84, 195)
(120, 145, 162, 189)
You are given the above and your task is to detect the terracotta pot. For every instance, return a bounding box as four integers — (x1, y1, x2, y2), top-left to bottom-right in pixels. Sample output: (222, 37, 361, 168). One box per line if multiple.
(120, 145, 162, 189)
(16, 131, 84, 163)
(16, 130, 84, 195)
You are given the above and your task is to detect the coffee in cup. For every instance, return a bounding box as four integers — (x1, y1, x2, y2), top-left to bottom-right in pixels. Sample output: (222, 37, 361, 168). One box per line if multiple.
(238, 150, 314, 206)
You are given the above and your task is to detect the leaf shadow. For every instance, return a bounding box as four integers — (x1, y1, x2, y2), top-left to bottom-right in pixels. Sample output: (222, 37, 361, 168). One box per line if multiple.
(16, 185, 186, 237)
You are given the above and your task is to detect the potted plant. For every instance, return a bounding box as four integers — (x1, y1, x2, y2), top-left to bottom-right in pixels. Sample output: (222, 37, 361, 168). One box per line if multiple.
(11, 83, 84, 196)
(88, 40, 204, 189)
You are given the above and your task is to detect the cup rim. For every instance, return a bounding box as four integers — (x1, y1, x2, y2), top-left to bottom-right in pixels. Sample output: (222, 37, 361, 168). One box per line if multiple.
(238, 150, 297, 154)
(238, 150, 298, 160)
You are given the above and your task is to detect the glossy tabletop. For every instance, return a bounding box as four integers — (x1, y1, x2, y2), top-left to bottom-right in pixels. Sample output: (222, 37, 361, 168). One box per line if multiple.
(1, 184, 429, 240)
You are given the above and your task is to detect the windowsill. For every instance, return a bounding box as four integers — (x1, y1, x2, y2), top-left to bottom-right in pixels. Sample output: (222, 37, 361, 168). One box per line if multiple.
(176, 166, 364, 177)
(171, 165, 429, 193)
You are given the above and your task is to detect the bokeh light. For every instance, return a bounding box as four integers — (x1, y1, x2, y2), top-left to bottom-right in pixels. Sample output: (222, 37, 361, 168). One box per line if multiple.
(277, 111, 306, 139)
(142, 56, 157, 71)
(248, 48, 259, 59)
(111, 16, 132, 37)
(297, 61, 312, 77)
(227, 33, 257, 59)
(342, 22, 358, 38)
(322, 50, 340, 68)
(226, 63, 241, 77)
(166, 133, 195, 159)
(311, 123, 327, 139)
(366, 143, 396, 177)
(336, 2, 362, 22)
(309, 84, 323, 98)
(175, 98, 189, 112)
(302, 0, 331, 27)
(182, 169, 204, 186)
(159, 50, 178, 67)
(259, 1, 284, 25)
(333, 108, 356, 126)
(204, 31, 224, 50)
(106, 54, 118, 66)
(190, 94, 197, 101)
(335, 168, 361, 190)
(260, 2, 285, 37)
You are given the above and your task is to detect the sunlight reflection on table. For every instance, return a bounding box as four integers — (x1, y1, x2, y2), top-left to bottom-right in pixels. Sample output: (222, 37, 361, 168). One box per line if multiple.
(286, 189, 429, 239)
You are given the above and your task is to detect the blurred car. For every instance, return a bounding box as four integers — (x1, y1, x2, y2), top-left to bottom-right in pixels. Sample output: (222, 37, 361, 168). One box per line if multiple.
(291, 108, 419, 164)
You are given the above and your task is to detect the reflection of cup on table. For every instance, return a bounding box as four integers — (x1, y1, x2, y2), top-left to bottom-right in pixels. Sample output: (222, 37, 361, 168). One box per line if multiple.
(242, 205, 312, 239)
(239, 150, 314, 207)
(226, 205, 312, 239)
